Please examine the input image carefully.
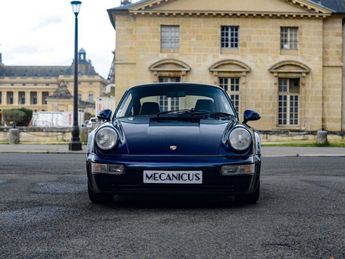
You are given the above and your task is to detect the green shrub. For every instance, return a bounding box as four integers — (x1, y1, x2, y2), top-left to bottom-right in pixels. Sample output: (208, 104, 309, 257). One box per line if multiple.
(3, 108, 33, 126)
(18, 108, 33, 126)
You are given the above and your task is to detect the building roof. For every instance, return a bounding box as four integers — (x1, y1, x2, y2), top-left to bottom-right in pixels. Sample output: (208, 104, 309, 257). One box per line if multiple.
(0, 66, 69, 77)
(0, 49, 101, 78)
(310, 0, 345, 13)
(108, 0, 344, 14)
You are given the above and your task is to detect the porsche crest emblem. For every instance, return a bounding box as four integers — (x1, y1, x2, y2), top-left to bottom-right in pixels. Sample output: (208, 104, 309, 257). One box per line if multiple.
(170, 145, 177, 151)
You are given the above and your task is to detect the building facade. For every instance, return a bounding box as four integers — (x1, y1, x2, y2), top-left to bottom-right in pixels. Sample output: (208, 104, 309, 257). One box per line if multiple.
(108, 0, 345, 131)
(0, 49, 106, 122)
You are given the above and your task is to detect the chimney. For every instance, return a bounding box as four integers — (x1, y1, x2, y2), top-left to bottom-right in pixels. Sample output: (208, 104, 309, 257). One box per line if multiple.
(121, 0, 131, 6)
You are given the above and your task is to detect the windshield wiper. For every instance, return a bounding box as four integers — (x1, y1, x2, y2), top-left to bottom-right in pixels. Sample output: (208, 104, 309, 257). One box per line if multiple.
(156, 109, 191, 117)
(156, 109, 209, 117)
(208, 112, 235, 119)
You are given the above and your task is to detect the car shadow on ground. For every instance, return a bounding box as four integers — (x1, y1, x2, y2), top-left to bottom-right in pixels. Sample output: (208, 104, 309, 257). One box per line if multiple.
(93, 194, 260, 210)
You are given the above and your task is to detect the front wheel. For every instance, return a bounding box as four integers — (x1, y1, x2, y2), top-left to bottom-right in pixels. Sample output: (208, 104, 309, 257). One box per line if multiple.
(88, 182, 113, 204)
(235, 182, 260, 204)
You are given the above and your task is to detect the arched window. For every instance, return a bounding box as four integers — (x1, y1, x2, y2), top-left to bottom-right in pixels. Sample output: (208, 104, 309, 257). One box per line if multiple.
(269, 60, 311, 127)
(149, 58, 191, 82)
(209, 59, 251, 114)
(149, 59, 191, 112)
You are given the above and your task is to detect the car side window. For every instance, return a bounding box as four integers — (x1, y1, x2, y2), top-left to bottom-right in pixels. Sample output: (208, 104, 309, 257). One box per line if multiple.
(117, 93, 133, 118)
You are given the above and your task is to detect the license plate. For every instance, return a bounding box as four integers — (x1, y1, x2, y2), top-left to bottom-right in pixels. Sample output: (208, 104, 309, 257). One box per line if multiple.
(143, 170, 203, 184)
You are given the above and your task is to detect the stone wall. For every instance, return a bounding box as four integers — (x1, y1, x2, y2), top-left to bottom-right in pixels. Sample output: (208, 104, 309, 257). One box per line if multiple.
(113, 9, 343, 132)
(0, 127, 344, 145)
(0, 127, 72, 144)
(259, 130, 345, 144)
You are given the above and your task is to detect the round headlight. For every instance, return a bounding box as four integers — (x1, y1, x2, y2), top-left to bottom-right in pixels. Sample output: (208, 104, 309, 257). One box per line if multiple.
(229, 128, 252, 151)
(95, 127, 118, 150)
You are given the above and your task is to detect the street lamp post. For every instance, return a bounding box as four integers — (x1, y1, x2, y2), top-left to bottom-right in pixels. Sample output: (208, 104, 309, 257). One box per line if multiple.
(69, 1, 82, 151)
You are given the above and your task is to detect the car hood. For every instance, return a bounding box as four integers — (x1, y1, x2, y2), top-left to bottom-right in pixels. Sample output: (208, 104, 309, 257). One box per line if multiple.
(117, 117, 234, 155)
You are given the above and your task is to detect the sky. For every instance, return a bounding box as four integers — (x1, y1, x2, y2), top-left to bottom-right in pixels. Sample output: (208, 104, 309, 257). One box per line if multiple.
(0, 0, 138, 79)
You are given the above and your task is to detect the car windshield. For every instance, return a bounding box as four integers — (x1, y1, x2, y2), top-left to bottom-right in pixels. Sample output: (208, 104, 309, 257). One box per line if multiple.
(115, 84, 236, 119)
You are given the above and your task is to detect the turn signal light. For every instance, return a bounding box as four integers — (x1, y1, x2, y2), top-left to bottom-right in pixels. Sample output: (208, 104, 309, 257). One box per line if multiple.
(220, 164, 255, 175)
(91, 163, 125, 175)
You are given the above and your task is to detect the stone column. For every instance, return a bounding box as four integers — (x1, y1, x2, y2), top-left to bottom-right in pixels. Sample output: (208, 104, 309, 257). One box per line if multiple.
(37, 91, 43, 106)
(13, 90, 18, 105)
(3, 91, 7, 105)
(25, 91, 30, 105)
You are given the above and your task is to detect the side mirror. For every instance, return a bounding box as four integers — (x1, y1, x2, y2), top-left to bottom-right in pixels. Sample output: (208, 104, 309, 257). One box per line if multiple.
(97, 109, 112, 122)
(243, 110, 261, 124)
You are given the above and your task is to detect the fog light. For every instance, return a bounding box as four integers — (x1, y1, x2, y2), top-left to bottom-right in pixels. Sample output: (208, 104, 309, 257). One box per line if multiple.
(220, 164, 255, 176)
(91, 163, 125, 175)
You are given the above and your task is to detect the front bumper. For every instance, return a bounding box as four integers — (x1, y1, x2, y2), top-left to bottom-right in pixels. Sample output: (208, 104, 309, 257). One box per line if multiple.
(87, 154, 261, 195)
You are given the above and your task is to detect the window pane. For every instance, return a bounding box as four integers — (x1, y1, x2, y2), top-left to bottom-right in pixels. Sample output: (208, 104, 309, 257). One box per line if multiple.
(88, 93, 94, 103)
(230, 78, 240, 91)
(278, 78, 299, 126)
(30, 92, 37, 105)
(159, 77, 180, 83)
(281, 27, 298, 49)
(7, 92, 13, 105)
(42, 92, 49, 105)
(278, 95, 287, 125)
(289, 78, 300, 94)
(289, 28, 298, 49)
(289, 95, 299, 125)
(230, 94, 240, 113)
(158, 77, 181, 111)
(221, 26, 239, 48)
(219, 78, 228, 91)
(19, 92, 25, 105)
(279, 79, 288, 93)
(219, 77, 240, 112)
(161, 25, 180, 50)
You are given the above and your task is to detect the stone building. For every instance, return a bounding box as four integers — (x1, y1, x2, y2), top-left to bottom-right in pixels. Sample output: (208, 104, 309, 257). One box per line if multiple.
(108, 0, 345, 132)
(0, 49, 106, 122)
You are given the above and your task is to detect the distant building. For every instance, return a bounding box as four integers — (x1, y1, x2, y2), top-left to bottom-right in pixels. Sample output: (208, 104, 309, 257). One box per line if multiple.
(0, 49, 106, 123)
(107, 51, 116, 84)
(108, 0, 345, 131)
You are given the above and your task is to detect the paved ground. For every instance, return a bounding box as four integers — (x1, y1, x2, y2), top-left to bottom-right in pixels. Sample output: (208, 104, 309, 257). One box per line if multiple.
(0, 154, 344, 258)
(1, 144, 345, 157)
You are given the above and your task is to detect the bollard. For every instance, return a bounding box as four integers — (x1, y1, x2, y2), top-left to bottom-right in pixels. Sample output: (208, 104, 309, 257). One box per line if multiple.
(8, 128, 20, 144)
(316, 130, 328, 145)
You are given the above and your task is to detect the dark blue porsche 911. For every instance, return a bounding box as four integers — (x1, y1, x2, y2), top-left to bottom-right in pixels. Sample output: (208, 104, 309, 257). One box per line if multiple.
(87, 83, 261, 204)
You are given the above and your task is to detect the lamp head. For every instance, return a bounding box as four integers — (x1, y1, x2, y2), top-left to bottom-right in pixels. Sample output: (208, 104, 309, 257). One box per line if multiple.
(71, 1, 82, 15)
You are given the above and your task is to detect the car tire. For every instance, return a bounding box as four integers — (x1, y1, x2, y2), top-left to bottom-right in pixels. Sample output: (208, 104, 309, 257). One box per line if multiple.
(88, 182, 113, 204)
(235, 182, 260, 204)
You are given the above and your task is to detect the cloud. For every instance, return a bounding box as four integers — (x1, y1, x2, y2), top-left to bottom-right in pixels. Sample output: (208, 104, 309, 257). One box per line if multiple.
(33, 16, 63, 31)
(10, 45, 42, 54)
